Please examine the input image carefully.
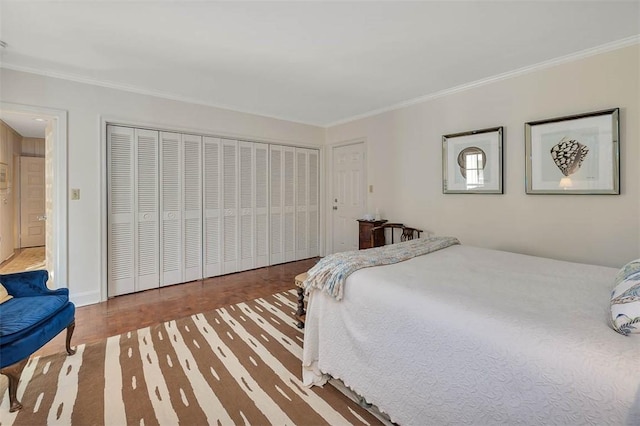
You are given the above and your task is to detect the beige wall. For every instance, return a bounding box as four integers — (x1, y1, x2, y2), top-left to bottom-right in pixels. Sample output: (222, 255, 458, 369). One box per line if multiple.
(326, 44, 640, 268)
(0, 120, 22, 262)
(0, 69, 325, 304)
(2, 44, 637, 304)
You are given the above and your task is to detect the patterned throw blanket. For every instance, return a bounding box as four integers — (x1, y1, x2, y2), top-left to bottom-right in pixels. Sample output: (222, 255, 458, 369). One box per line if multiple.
(304, 236, 460, 300)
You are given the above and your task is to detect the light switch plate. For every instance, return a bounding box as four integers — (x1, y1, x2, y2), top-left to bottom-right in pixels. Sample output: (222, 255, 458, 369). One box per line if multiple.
(71, 188, 80, 200)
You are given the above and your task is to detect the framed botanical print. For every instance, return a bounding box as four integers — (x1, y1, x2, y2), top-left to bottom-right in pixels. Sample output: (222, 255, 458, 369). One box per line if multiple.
(442, 126, 503, 194)
(525, 108, 619, 194)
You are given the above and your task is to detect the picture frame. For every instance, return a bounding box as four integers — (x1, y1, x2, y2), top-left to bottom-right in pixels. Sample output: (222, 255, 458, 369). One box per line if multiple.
(525, 108, 619, 194)
(442, 126, 503, 194)
(0, 163, 7, 190)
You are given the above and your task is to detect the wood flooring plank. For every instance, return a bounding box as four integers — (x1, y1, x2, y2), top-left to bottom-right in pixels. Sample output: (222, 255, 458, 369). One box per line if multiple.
(35, 259, 318, 358)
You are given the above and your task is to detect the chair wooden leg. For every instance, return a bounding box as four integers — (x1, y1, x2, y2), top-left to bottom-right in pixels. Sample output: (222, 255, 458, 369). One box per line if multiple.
(1, 358, 29, 412)
(66, 320, 76, 355)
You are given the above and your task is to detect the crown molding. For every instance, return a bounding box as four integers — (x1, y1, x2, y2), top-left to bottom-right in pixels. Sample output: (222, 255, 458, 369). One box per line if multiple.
(2, 35, 638, 129)
(0, 63, 322, 128)
(325, 35, 640, 128)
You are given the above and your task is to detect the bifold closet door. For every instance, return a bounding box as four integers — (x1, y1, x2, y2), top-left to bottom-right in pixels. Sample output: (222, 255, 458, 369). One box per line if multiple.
(269, 145, 296, 265)
(254, 143, 269, 268)
(295, 148, 320, 260)
(270, 145, 319, 265)
(160, 132, 183, 286)
(107, 125, 159, 297)
(283, 146, 296, 262)
(238, 141, 269, 271)
(203, 137, 222, 277)
(307, 149, 320, 257)
(222, 139, 239, 274)
(109, 125, 319, 295)
(182, 134, 203, 282)
(239, 142, 255, 271)
(160, 132, 203, 286)
(269, 145, 284, 265)
(296, 149, 308, 259)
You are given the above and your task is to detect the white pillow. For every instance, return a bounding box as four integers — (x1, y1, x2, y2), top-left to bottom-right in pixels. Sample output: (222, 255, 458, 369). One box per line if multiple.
(611, 259, 640, 336)
(0, 282, 13, 304)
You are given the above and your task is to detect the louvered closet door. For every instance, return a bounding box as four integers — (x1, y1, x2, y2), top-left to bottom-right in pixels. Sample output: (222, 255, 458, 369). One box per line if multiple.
(203, 137, 222, 277)
(183, 134, 203, 282)
(222, 139, 239, 274)
(254, 143, 269, 268)
(135, 129, 160, 291)
(283, 146, 296, 262)
(295, 149, 308, 260)
(239, 142, 255, 271)
(160, 132, 183, 286)
(307, 149, 320, 257)
(269, 145, 284, 265)
(107, 125, 135, 296)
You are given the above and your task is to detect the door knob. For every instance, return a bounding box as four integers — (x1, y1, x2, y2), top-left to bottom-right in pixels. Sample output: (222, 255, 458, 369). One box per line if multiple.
(332, 206, 338, 210)
(37, 215, 47, 221)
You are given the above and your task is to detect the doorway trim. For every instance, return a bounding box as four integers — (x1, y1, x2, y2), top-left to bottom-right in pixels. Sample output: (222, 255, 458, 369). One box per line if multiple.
(327, 137, 367, 255)
(0, 102, 68, 288)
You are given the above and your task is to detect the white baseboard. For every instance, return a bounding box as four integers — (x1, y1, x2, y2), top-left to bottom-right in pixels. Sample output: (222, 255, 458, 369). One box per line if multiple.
(70, 290, 101, 307)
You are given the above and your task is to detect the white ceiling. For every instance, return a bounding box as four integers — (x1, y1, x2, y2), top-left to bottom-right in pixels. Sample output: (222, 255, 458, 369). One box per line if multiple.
(0, 111, 47, 138)
(1, 1, 639, 127)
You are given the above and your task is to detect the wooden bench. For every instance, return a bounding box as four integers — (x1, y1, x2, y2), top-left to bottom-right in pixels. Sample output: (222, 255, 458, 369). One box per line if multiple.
(294, 272, 308, 328)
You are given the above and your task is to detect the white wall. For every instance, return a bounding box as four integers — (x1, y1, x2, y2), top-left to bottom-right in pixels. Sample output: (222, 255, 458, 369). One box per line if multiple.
(0, 69, 324, 305)
(326, 45, 640, 268)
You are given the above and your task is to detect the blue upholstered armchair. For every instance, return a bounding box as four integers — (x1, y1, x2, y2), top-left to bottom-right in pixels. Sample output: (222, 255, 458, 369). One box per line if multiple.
(0, 270, 76, 412)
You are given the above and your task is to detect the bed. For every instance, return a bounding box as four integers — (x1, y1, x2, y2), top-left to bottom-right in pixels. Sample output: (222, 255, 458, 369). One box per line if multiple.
(302, 241, 640, 425)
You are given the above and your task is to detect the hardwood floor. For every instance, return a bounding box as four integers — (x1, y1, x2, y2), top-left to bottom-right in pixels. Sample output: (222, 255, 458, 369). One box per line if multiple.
(36, 258, 318, 358)
(0, 247, 46, 274)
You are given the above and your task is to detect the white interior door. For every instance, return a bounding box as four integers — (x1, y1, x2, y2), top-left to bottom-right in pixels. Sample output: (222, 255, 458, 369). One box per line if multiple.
(283, 147, 296, 262)
(269, 145, 284, 265)
(135, 129, 160, 291)
(160, 131, 183, 286)
(295, 149, 308, 260)
(222, 139, 238, 274)
(331, 142, 366, 253)
(239, 141, 254, 271)
(203, 136, 222, 277)
(254, 143, 269, 268)
(20, 156, 46, 248)
(107, 125, 135, 296)
(307, 150, 319, 257)
(182, 134, 203, 282)
(107, 125, 161, 296)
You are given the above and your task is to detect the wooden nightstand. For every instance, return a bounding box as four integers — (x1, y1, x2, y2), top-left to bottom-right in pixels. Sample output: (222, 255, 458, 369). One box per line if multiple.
(294, 272, 308, 328)
(357, 219, 387, 250)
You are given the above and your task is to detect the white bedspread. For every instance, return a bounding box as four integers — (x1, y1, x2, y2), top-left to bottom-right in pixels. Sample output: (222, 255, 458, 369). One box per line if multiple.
(302, 245, 640, 425)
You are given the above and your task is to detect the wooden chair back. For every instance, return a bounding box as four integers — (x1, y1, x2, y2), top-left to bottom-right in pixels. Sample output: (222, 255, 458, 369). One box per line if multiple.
(370, 223, 423, 247)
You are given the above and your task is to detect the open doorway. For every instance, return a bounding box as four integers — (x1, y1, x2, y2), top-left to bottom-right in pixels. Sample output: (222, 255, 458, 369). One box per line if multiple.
(0, 103, 68, 289)
(0, 113, 47, 273)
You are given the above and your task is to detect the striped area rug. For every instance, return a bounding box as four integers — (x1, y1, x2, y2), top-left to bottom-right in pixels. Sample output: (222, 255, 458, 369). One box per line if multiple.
(0, 290, 381, 425)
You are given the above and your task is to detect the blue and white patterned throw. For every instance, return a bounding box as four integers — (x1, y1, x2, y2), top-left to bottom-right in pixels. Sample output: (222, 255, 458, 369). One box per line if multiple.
(611, 258, 640, 335)
(304, 236, 460, 300)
